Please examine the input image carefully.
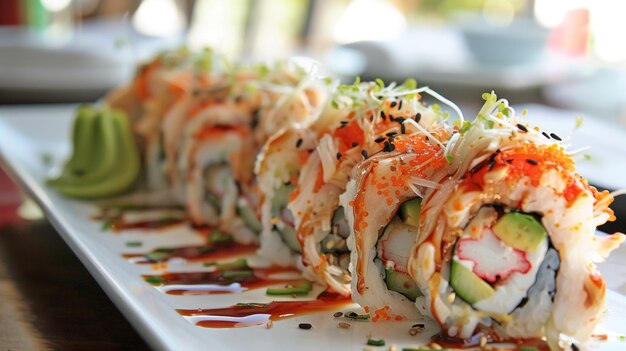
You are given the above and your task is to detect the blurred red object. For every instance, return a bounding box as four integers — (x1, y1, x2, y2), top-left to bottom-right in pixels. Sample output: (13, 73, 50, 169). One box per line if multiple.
(0, 0, 21, 26)
(0, 169, 21, 226)
(548, 8, 590, 57)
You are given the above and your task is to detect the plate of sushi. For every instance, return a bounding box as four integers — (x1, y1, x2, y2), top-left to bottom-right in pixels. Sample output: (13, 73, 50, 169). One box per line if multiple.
(0, 47, 624, 351)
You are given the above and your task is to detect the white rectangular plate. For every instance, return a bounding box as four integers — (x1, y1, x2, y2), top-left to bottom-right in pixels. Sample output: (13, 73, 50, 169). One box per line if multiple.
(1, 104, 625, 350)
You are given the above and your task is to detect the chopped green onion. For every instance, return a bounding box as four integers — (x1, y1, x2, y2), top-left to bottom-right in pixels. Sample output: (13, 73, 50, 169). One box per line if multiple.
(445, 154, 455, 164)
(366, 338, 385, 346)
(345, 311, 370, 320)
(266, 280, 312, 296)
(126, 241, 143, 247)
(520, 347, 539, 351)
(210, 230, 232, 244)
(144, 276, 165, 285)
(101, 220, 113, 231)
(235, 302, 269, 308)
(221, 270, 254, 279)
(205, 258, 248, 270)
(145, 248, 175, 262)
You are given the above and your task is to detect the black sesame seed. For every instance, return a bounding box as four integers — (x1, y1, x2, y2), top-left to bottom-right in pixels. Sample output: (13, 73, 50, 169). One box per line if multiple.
(401, 124, 406, 134)
(333, 312, 343, 318)
(542, 131, 550, 139)
(414, 113, 421, 123)
(516, 124, 528, 133)
(386, 132, 398, 137)
(296, 138, 303, 148)
(298, 323, 312, 330)
(390, 101, 397, 108)
(550, 132, 562, 141)
(347, 312, 358, 318)
(412, 323, 425, 328)
(383, 141, 391, 152)
(526, 159, 538, 165)
(388, 143, 395, 151)
(505, 158, 514, 164)
(336, 152, 342, 160)
(398, 100, 403, 110)
(340, 120, 348, 125)
(395, 117, 405, 124)
(375, 137, 385, 143)
(388, 114, 395, 121)
(488, 153, 497, 170)
(352, 142, 359, 147)
(380, 111, 386, 120)
(572, 344, 580, 351)
(361, 150, 368, 158)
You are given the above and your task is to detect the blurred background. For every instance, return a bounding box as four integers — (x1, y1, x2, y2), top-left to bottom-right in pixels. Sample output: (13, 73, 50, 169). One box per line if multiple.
(0, 0, 625, 231)
(0, 0, 625, 120)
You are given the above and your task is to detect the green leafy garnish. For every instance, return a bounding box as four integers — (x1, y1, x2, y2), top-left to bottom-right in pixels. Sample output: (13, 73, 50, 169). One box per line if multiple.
(445, 154, 455, 164)
(459, 120, 472, 134)
(375, 78, 385, 89)
(126, 241, 143, 247)
(575, 115, 584, 129)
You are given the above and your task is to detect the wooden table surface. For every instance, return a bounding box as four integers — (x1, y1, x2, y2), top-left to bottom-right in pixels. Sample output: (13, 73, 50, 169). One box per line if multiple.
(0, 169, 150, 350)
(0, 219, 151, 350)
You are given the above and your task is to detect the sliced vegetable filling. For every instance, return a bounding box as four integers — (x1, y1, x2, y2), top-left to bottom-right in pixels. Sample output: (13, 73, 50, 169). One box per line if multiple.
(271, 183, 300, 253)
(203, 163, 236, 216)
(450, 206, 551, 314)
(377, 198, 422, 301)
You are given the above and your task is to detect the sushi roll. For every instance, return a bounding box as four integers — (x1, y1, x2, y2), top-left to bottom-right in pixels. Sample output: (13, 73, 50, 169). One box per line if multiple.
(106, 48, 228, 190)
(288, 80, 454, 295)
(255, 80, 345, 270)
(175, 62, 327, 244)
(339, 85, 458, 317)
(408, 92, 625, 349)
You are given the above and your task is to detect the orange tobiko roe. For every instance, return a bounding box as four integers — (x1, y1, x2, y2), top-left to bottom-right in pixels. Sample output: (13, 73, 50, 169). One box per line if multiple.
(468, 143, 588, 205)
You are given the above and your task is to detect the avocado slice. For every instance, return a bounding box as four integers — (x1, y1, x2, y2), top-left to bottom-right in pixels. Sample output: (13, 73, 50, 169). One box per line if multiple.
(492, 212, 547, 252)
(449, 259, 495, 305)
(399, 198, 421, 227)
(385, 267, 422, 301)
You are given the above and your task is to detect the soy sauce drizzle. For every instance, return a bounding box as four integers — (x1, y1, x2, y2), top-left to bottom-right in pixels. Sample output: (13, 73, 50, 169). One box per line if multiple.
(124, 241, 258, 264)
(144, 265, 303, 295)
(177, 291, 352, 328)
